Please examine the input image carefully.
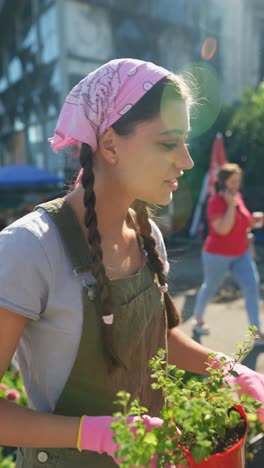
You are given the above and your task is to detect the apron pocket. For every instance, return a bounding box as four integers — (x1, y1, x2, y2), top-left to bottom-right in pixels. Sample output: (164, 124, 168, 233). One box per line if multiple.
(112, 281, 163, 367)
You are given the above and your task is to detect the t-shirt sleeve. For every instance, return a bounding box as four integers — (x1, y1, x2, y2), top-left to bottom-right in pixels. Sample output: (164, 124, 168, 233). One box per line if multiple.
(150, 219, 170, 275)
(207, 196, 226, 223)
(0, 226, 51, 320)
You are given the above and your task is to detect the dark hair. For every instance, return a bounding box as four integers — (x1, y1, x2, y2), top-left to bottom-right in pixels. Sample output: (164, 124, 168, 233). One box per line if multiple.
(80, 75, 193, 370)
(214, 163, 242, 193)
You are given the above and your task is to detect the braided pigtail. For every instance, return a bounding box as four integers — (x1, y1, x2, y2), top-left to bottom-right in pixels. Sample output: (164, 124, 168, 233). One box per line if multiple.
(80, 143, 123, 370)
(133, 200, 181, 328)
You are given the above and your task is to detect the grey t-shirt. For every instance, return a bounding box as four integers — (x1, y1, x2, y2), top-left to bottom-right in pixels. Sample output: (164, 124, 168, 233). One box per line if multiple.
(0, 208, 169, 413)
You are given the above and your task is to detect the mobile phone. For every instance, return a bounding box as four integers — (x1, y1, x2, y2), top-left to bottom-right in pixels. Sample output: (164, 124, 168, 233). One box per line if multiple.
(215, 181, 227, 193)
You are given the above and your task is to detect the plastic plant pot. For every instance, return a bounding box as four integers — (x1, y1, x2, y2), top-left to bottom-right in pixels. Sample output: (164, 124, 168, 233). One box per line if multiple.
(185, 406, 248, 468)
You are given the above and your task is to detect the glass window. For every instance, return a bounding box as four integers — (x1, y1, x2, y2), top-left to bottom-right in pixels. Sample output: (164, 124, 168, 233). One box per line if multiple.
(111, 0, 150, 15)
(0, 76, 8, 93)
(117, 20, 143, 41)
(20, 1, 33, 40)
(22, 24, 38, 53)
(46, 103, 57, 118)
(0, 57, 7, 92)
(39, 63, 60, 118)
(115, 18, 153, 60)
(39, 0, 53, 9)
(1, 115, 12, 136)
(34, 151, 45, 168)
(19, 2, 38, 73)
(89, 0, 109, 6)
(28, 111, 38, 125)
(28, 123, 45, 167)
(21, 24, 38, 73)
(7, 33, 23, 84)
(152, 0, 185, 23)
(39, 5, 59, 63)
(50, 64, 60, 92)
(28, 124, 43, 145)
(8, 56, 23, 84)
(14, 117, 24, 132)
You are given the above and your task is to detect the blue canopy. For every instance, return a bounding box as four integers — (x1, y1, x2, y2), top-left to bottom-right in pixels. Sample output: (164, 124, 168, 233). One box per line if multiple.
(0, 164, 63, 187)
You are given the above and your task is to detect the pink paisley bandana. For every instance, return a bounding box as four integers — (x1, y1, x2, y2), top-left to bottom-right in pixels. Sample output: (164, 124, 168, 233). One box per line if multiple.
(49, 58, 171, 153)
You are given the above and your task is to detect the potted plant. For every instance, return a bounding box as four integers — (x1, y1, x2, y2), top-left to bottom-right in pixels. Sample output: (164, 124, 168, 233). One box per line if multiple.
(111, 328, 262, 467)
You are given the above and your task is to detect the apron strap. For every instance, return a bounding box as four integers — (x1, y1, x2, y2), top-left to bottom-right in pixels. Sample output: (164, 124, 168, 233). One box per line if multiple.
(36, 198, 93, 274)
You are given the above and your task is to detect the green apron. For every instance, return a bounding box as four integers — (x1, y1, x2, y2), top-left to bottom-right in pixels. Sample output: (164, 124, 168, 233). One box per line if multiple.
(16, 198, 167, 467)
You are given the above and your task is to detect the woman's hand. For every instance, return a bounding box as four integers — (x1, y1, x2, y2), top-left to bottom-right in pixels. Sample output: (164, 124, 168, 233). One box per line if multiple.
(221, 189, 237, 207)
(210, 353, 264, 424)
(77, 414, 163, 465)
(212, 190, 237, 235)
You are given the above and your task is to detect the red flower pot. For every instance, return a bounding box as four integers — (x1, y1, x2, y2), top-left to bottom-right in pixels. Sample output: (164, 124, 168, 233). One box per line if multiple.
(185, 406, 248, 468)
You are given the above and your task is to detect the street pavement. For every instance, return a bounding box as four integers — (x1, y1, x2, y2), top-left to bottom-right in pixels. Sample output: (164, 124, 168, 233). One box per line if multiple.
(167, 240, 264, 373)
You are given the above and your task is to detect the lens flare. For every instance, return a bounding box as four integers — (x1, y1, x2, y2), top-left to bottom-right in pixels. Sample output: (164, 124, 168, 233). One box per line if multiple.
(201, 37, 218, 61)
(181, 62, 222, 139)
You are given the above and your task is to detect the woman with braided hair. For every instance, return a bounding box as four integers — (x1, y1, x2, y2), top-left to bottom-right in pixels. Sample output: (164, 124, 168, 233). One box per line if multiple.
(1, 58, 264, 467)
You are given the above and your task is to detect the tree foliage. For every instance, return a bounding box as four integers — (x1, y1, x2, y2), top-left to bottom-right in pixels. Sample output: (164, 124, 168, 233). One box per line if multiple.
(228, 82, 264, 189)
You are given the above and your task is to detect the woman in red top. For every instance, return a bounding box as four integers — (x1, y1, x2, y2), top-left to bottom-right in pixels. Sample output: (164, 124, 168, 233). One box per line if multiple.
(192, 163, 264, 339)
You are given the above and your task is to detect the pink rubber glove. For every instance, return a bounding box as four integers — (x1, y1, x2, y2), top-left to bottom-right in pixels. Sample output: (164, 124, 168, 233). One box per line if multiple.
(210, 353, 264, 423)
(77, 414, 163, 466)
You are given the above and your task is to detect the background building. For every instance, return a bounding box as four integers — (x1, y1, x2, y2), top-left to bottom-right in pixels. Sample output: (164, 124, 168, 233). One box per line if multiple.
(0, 0, 264, 180)
(205, 0, 264, 104)
(0, 0, 213, 178)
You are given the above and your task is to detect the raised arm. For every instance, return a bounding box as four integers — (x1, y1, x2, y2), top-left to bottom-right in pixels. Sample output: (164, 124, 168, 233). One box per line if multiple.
(212, 190, 237, 235)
